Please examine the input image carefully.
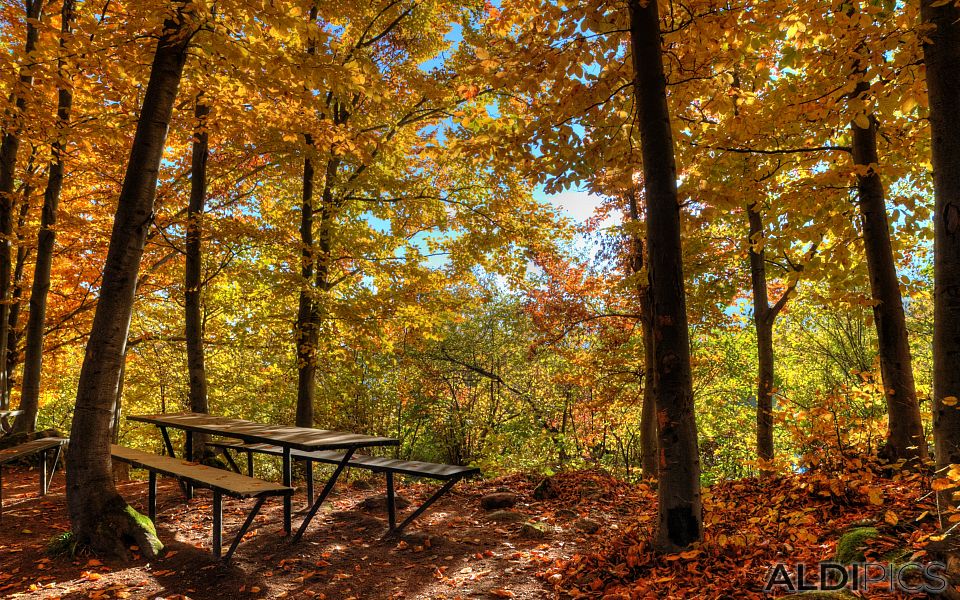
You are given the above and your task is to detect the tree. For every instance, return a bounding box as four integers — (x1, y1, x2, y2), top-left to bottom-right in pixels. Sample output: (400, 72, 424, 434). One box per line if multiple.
(0, 0, 43, 411)
(923, 0, 960, 469)
(66, 4, 196, 556)
(13, 0, 76, 434)
(184, 94, 209, 450)
(628, 0, 702, 551)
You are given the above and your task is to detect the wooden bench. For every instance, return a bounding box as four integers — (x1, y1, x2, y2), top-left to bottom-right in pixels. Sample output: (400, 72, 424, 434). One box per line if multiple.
(111, 445, 293, 561)
(0, 437, 67, 521)
(209, 441, 480, 539)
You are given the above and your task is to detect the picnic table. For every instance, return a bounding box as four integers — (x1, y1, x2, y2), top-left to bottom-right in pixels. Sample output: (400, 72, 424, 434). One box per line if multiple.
(126, 412, 398, 536)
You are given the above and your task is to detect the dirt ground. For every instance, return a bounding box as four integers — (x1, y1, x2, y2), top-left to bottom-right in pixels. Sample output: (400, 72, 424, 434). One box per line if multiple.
(0, 465, 609, 599)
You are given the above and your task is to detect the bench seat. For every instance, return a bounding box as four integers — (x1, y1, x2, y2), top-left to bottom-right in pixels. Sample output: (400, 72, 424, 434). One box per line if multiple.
(0, 437, 67, 521)
(209, 440, 480, 537)
(111, 445, 293, 561)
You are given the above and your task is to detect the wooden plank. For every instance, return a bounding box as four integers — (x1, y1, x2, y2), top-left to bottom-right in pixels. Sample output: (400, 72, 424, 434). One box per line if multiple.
(0, 438, 67, 466)
(110, 445, 293, 498)
(211, 441, 481, 481)
(127, 412, 398, 452)
(0, 410, 22, 419)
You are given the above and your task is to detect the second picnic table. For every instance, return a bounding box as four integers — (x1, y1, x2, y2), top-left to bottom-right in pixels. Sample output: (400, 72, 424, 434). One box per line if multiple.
(126, 412, 399, 538)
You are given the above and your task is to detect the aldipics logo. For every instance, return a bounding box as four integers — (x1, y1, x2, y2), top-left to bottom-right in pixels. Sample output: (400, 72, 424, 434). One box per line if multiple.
(763, 561, 949, 595)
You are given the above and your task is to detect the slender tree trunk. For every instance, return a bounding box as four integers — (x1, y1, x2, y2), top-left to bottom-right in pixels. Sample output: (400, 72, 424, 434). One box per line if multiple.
(628, 0, 702, 551)
(6, 192, 32, 398)
(850, 114, 927, 463)
(295, 5, 320, 429)
(0, 0, 43, 410)
(626, 189, 658, 479)
(66, 7, 194, 557)
(14, 1, 75, 435)
(295, 146, 317, 428)
(747, 203, 776, 464)
(185, 95, 209, 452)
(923, 0, 960, 470)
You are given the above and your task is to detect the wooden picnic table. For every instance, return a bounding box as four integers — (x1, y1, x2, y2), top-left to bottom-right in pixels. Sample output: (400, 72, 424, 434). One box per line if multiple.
(126, 412, 398, 536)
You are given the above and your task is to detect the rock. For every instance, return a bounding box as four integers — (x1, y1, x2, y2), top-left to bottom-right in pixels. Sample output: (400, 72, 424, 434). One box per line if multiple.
(573, 518, 600, 534)
(359, 494, 411, 511)
(555, 509, 578, 520)
(533, 477, 559, 500)
(835, 526, 879, 564)
(480, 492, 518, 510)
(486, 510, 525, 524)
(350, 478, 375, 491)
(519, 522, 549, 540)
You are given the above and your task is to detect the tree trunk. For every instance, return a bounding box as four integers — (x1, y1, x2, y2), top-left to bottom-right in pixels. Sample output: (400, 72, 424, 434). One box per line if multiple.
(0, 0, 43, 410)
(295, 145, 318, 428)
(626, 188, 658, 479)
(628, 0, 702, 551)
(185, 96, 209, 452)
(850, 114, 927, 463)
(923, 0, 960, 469)
(747, 203, 776, 464)
(15, 0, 75, 434)
(66, 7, 194, 558)
(6, 192, 32, 400)
(295, 5, 320, 429)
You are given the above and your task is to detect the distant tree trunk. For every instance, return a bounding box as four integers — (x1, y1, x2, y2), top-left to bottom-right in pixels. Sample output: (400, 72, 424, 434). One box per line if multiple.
(922, 0, 960, 470)
(747, 203, 776, 465)
(628, 0, 702, 551)
(850, 112, 927, 463)
(5, 151, 35, 405)
(626, 188, 658, 479)
(66, 8, 194, 558)
(0, 0, 43, 410)
(15, 0, 76, 435)
(185, 96, 209, 452)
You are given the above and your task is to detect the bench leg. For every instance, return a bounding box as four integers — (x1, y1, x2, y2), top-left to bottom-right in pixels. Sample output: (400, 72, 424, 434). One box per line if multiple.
(223, 496, 267, 563)
(212, 491, 223, 558)
(386, 471, 396, 530)
(221, 448, 241, 474)
(47, 445, 62, 493)
(246, 450, 254, 477)
(148, 471, 157, 522)
(160, 427, 176, 458)
(1, 465, 4, 523)
(385, 478, 458, 537)
(40, 449, 48, 496)
(292, 447, 356, 543)
(305, 460, 314, 506)
(282, 448, 291, 535)
(184, 432, 194, 500)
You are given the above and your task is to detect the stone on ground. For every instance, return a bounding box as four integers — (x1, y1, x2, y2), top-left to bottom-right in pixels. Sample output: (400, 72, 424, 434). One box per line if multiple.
(480, 492, 518, 510)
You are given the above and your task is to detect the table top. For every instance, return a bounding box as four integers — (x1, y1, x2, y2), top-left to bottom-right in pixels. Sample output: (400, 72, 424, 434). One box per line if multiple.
(0, 410, 23, 418)
(127, 412, 398, 452)
(0, 437, 67, 465)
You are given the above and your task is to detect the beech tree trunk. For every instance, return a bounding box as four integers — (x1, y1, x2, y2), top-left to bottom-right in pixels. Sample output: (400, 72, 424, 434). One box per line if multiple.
(14, 0, 75, 435)
(747, 203, 776, 464)
(295, 145, 318, 428)
(185, 96, 209, 451)
(5, 155, 35, 405)
(295, 5, 320, 429)
(628, 0, 702, 551)
(850, 113, 927, 463)
(66, 8, 194, 557)
(0, 0, 42, 410)
(922, 0, 960, 469)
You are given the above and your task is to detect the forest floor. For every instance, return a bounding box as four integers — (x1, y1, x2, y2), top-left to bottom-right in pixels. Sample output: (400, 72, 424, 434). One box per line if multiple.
(0, 459, 946, 599)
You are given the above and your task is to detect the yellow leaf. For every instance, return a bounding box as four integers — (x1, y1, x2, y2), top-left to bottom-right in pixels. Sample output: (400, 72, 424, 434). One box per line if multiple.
(943, 396, 958, 406)
(853, 113, 871, 129)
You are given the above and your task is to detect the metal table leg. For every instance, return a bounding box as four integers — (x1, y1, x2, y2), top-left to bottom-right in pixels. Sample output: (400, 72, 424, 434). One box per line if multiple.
(292, 447, 356, 543)
(282, 447, 292, 535)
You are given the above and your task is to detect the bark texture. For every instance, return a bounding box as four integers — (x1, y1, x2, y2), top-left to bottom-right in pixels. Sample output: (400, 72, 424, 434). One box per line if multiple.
(0, 0, 42, 409)
(850, 113, 926, 463)
(185, 96, 209, 450)
(66, 8, 194, 557)
(923, 0, 960, 469)
(747, 203, 777, 465)
(14, 0, 76, 434)
(628, 0, 702, 551)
